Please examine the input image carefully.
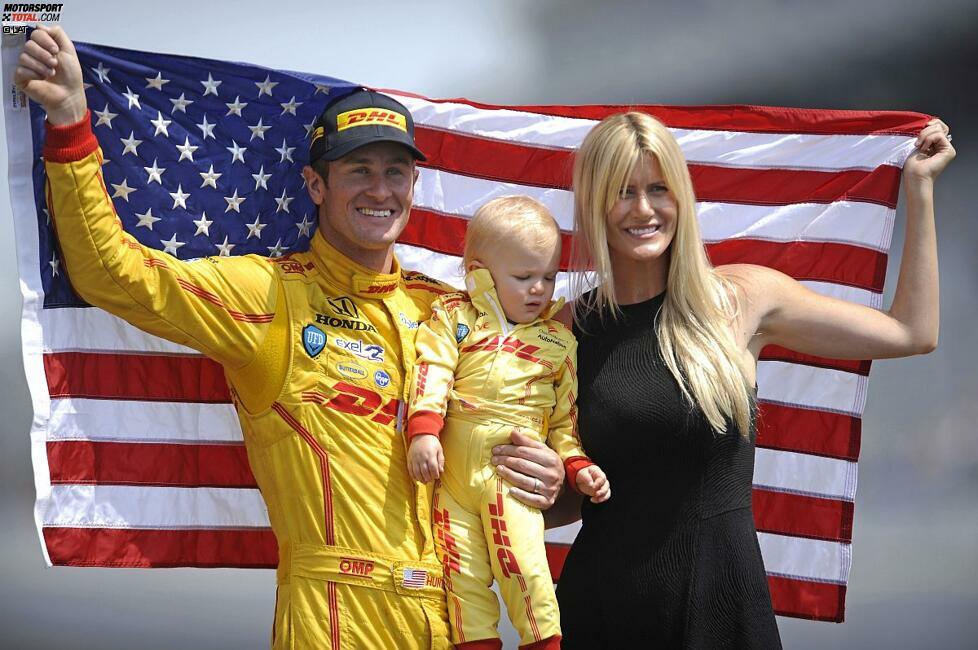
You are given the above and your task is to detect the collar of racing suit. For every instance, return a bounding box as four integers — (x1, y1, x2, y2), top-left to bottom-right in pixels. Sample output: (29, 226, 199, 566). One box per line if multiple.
(463, 267, 565, 331)
(308, 231, 403, 299)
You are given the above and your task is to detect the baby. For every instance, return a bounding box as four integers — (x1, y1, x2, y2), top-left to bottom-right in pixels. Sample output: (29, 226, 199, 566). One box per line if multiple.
(406, 196, 609, 649)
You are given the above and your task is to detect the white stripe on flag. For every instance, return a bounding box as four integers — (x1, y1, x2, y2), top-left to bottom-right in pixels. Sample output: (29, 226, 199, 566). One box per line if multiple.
(758, 532, 851, 584)
(757, 361, 869, 416)
(753, 448, 858, 501)
(42, 485, 270, 528)
(48, 397, 242, 443)
(698, 201, 895, 252)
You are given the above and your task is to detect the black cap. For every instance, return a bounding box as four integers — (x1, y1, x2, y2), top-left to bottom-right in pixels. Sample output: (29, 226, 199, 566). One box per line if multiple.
(309, 88, 426, 163)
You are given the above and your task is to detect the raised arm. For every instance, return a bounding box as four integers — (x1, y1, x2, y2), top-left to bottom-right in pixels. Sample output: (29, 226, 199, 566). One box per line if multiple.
(16, 27, 280, 378)
(728, 120, 955, 361)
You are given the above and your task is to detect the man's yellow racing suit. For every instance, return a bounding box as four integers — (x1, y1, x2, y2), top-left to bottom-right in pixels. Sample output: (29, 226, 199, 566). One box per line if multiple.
(43, 115, 452, 649)
(406, 269, 593, 650)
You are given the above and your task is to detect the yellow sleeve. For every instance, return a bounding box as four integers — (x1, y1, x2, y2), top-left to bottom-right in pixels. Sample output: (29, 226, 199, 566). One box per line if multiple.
(43, 116, 277, 371)
(546, 339, 587, 461)
(406, 297, 461, 440)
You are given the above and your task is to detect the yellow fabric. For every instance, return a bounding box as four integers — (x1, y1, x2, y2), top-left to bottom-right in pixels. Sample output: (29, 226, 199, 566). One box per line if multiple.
(407, 269, 583, 645)
(46, 146, 452, 649)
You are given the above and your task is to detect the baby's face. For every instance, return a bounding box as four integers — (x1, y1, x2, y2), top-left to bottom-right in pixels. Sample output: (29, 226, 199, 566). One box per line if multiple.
(483, 238, 560, 324)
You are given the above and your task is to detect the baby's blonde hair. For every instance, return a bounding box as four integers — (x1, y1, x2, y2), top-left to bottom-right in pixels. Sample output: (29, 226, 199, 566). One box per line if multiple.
(463, 195, 561, 270)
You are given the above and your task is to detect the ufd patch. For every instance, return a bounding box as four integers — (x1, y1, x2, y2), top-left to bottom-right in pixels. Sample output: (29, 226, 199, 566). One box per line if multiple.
(336, 108, 408, 133)
(455, 323, 470, 343)
(303, 324, 326, 357)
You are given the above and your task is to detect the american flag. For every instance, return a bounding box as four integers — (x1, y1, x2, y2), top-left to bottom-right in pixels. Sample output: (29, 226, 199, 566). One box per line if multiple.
(4, 35, 929, 623)
(403, 568, 429, 590)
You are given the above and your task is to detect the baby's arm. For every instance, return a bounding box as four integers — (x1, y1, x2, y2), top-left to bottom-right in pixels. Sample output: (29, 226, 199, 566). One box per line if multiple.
(406, 297, 462, 483)
(547, 336, 612, 502)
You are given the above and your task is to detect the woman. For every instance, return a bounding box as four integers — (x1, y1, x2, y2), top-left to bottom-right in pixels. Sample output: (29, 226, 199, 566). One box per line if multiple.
(544, 112, 953, 647)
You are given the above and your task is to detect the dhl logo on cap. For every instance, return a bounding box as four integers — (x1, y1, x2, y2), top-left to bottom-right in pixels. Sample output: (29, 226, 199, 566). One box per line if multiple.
(336, 108, 408, 133)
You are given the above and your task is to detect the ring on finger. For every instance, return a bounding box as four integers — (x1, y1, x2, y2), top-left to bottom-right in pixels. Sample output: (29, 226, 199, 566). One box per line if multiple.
(532, 478, 542, 494)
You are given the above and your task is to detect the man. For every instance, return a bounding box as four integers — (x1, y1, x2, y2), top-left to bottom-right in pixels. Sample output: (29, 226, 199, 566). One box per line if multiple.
(16, 26, 564, 650)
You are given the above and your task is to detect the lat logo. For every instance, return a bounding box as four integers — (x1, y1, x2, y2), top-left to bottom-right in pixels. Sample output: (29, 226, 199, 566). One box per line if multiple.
(328, 296, 359, 319)
(455, 324, 470, 343)
(303, 324, 326, 357)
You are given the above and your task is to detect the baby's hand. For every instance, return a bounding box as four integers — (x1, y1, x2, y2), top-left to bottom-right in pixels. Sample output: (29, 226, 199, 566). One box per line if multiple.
(576, 465, 611, 503)
(408, 435, 444, 483)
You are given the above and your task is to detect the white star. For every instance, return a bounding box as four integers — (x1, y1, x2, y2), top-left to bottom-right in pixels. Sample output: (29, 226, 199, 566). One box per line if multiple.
(255, 75, 278, 97)
(280, 96, 302, 115)
(274, 187, 294, 214)
(295, 214, 315, 238)
(42, 208, 50, 225)
(251, 165, 271, 190)
(215, 235, 236, 257)
(225, 96, 248, 117)
(122, 86, 141, 110)
(144, 158, 165, 184)
(145, 72, 170, 90)
(92, 62, 111, 83)
(176, 136, 199, 162)
(160, 232, 186, 257)
(196, 114, 216, 140)
(303, 119, 316, 139)
(110, 178, 136, 201)
(170, 93, 194, 114)
(226, 140, 247, 164)
(150, 111, 171, 137)
(120, 132, 143, 156)
(275, 138, 295, 163)
(192, 211, 213, 237)
(248, 117, 271, 141)
(49, 253, 60, 277)
(200, 73, 222, 97)
(135, 207, 161, 229)
(246, 213, 266, 239)
(83, 82, 92, 91)
(93, 103, 118, 128)
(267, 238, 287, 258)
(169, 184, 191, 209)
(224, 189, 246, 213)
(199, 165, 222, 189)
(314, 84, 330, 95)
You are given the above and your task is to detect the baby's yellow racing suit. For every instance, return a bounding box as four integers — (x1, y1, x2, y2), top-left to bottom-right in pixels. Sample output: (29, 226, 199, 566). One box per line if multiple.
(407, 269, 593, 650)
(43, 115, 452, 649)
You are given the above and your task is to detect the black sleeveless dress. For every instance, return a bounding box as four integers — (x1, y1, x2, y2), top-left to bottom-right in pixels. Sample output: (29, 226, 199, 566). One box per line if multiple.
(556, 293, 782, 648)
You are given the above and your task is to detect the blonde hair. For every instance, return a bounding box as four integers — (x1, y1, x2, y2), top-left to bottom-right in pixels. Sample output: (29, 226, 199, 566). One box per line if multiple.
(463, 195, 561, 270)
(571, 112, 753, 435)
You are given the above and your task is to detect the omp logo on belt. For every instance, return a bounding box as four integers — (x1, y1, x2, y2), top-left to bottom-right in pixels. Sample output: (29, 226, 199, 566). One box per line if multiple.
(339, 556, 375, 577)
(336, 108, 407, 133)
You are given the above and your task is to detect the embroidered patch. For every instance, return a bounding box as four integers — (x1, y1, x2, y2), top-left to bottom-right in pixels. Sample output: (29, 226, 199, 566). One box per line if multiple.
(455, 323, 470, 343)
(302, 324, 326, 357)
(374, 370, 391, 388)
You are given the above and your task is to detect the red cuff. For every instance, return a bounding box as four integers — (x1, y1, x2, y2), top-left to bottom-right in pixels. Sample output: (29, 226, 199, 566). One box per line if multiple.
(43, 110, 99, 163)
(406, 410, 444, 441)
(563, 456, 594, 495)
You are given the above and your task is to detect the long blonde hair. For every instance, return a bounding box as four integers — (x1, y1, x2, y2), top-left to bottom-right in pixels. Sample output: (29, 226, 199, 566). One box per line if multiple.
(571, 112, 753, 435)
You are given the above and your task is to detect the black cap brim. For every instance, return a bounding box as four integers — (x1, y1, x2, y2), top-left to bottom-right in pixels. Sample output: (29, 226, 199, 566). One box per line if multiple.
(318, 133, 426, 162)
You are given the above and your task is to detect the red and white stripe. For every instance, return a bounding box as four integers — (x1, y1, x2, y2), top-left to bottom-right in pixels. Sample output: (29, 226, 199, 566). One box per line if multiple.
(10, 76, 929, 624)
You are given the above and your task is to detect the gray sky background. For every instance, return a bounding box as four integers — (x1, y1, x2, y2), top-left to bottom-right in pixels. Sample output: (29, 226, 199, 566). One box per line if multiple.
(1, 1, 976, 648)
